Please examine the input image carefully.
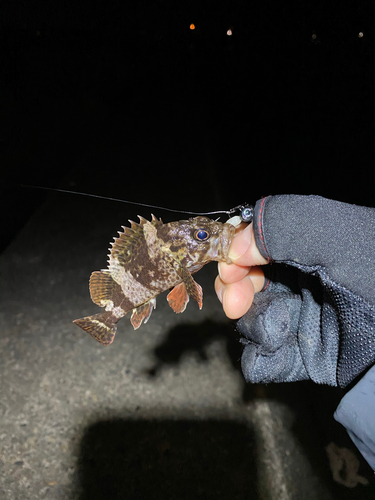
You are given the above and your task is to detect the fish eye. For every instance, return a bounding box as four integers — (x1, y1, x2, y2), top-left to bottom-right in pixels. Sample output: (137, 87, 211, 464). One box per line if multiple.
(194, 229, 210, 241)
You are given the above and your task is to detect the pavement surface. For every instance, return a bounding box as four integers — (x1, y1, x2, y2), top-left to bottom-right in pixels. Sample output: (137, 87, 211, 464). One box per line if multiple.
(1, 192, 375, 500)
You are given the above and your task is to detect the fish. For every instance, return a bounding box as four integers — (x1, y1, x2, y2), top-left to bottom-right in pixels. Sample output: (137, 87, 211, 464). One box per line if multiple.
(73, 215, 236, 345)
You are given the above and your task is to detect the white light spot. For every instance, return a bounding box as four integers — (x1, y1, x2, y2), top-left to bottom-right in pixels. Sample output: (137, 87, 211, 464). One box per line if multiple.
(227, 29, 233, 36)
(358, 32, 364, 38)
(311, 34, 317, 40)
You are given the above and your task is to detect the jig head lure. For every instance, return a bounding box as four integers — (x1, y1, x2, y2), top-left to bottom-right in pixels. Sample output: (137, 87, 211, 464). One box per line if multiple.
(226, 204, 254, 226)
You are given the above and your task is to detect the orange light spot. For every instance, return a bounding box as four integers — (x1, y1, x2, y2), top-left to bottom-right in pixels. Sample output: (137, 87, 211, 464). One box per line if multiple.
(190, 24, 195, 30)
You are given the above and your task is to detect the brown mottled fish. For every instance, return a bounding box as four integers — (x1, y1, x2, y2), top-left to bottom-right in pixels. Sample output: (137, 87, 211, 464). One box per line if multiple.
(73, 215, 235, 345)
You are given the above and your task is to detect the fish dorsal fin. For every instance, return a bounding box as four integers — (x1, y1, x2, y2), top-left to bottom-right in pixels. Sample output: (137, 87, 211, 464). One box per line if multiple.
(109, 215, 162, 268)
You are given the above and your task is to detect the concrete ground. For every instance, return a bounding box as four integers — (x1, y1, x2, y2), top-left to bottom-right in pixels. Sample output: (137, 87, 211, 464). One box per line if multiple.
(1, 192, 374, 500)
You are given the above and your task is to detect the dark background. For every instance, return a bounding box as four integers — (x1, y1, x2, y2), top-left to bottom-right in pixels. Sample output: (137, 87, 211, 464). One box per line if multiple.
(1, 0, 374, 250)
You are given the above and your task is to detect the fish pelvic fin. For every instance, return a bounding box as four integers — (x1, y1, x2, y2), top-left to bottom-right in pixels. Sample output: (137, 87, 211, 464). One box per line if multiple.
(178, 266, 203, 309)
(167, 282, 190, 313)
(73, 311, 118, 345)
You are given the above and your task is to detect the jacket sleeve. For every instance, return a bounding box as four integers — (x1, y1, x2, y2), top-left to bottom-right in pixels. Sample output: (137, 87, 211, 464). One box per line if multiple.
(237, 194, 375, 470)
(242, 194, 375, 388)
(253, 195, 375, 307)
(334, 363, 375, 471)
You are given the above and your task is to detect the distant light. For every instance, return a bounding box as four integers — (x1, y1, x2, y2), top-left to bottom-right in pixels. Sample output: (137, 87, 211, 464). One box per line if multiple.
(190, 24, 195, 30)
(227, 29, 233, 36)
(358, 32, 364, 38)
(311, 33, 317, 40)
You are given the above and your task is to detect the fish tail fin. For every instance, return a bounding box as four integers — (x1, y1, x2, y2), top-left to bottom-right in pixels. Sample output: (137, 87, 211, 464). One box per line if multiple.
(73, 311, 117, 345)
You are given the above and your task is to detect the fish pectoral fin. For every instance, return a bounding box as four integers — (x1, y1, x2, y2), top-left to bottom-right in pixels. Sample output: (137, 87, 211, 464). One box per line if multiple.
(178, 266, 203, 310)
(131, 299, 156, 330)
(167, 282, 190, 313)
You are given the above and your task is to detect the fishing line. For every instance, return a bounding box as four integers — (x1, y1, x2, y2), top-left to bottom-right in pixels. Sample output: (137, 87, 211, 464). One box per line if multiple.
(19, 184, 253, 222)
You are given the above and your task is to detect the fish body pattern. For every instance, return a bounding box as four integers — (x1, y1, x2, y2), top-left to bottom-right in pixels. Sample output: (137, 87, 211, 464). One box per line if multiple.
(73, 215, 235, 345)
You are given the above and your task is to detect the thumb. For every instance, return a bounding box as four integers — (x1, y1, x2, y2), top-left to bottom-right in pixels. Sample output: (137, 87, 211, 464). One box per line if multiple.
(229, 224, 268, 266)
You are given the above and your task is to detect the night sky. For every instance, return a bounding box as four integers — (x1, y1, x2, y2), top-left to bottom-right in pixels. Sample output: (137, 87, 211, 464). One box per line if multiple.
(1, 0, 374, 251)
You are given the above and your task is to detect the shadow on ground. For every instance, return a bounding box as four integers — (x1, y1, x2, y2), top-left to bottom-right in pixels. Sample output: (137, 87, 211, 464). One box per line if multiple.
(142, 318, 375, 493)
(145, 318, 242, 377)
(76, 419, 257, 500)
(74, 318, 375, 500)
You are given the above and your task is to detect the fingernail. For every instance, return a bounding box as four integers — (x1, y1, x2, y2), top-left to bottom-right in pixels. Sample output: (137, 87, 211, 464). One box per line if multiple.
(228, 224, 252, 261)
(216, 280, 224, 304)
(216, 285, 223, 303)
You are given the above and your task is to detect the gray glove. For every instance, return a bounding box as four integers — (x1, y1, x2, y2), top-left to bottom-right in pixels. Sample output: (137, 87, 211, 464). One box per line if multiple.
(238, 195, 375, 388)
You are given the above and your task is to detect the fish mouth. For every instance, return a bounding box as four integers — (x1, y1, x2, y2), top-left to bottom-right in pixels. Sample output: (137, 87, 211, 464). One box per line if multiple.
(220, 222, 235, 263)
(207, 222, 235, 263)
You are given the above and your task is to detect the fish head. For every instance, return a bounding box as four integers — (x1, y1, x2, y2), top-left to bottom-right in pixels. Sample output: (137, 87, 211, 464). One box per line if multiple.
(160, 216, 236, 269)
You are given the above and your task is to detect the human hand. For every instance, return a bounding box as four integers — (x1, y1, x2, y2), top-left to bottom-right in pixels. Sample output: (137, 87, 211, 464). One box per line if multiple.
(215, 223, 268, 319)
(215, 194, 375, 389)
